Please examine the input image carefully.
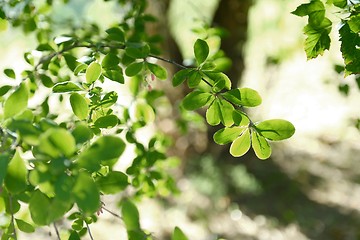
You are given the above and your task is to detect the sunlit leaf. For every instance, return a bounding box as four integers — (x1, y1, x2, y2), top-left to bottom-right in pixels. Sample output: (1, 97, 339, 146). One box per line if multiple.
(255, 119, 295, 141)
(4, 68, 15, 79)
(172, 69, 192, 87)
(230, 129, 251, 157)
(94, 114, 119, 128)
(213, 126, 247, 145)
(4, 82, 28, 119)
(303, 18, 332, 59)
(218, 99, 234, 127)
(132, 102, 155, 123)
(86, 62, 102, 84)
(121, 200, 140, 231)
(182, 91, 214, 110)
(102, 53, 120, 69)
(70, 93, 89, 120)
(233, 110, 250, 126)
(4, 149, 27, 194)
(38, 128, 76, 158)
(52, 81, 82, 93)
(203, 71, 231, 90)
(172, 227, 189, 240)
(97, 171, 129, 194)
(146, 62, 167, 80)
(291, 0, 325, 26)
(206, 99, 220, 126)
(29, 190, 51, 225)
(15, 219, 35, 233)
(194, 39, 209, 65)
(251, 131, 271, 160)
(187, 70, 202, 88)
(222, 88, 262, 107)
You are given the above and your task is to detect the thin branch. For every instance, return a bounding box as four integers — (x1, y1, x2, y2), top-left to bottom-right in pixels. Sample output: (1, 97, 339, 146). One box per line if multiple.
(102, 207, 122, 220)
(85, 221, 94, 240)
(148, 54, 186, 69)
(9, 195, 17, 240)
(53, 222, 61, 240)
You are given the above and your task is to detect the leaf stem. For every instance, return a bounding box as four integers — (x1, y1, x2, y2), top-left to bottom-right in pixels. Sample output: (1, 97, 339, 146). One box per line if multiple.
(9, 195, 18, 240)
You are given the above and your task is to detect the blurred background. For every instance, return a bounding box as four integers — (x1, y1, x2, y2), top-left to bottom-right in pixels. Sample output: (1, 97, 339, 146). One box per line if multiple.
(1, 0, 360, 239)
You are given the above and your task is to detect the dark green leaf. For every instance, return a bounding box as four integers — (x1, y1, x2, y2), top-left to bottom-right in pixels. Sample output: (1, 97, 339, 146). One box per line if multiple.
(103, 69, 124, 84)
(222, 88, 262, 107)
(63, 53, 79, 72)
(106, 27, 125, 42)
(29, 190, 52, 225)
(125, 62, 144, 77)
(4, 82, 28, 119)
(52, 81, 82, 93)
(213, 126, 247, 145)
(255, 119, 295, 141)
(15, 219, 35, 233)
(36, 43, 54, 51)
(86, 62, 102, 84)
(4, 68, 15, 79)
(203, 71, 231, 90)
(172, 69, 192, 87)
(94, 115, 119, 128)
(0, 154, 9, 186)
(187, 71, 202, 88)
(0, 85, 12, 96)
(182, 91, 214, 110)
(194, 39, 209, 65)
(70, 93, 89, 120)
(73, 172, 100, 214)
(72, 123, 93, 144)
(39, 74, 54, 88)
(230, 129, 251, 157)
(125, 43, 150, 59)
(251, 131, 271, 160)
(97, 171, 129, 194)
(339, 22, 360, 75)
(331, 0, 347, 8)
(147, 62, 167, 80)
(102, 53, 120, 69)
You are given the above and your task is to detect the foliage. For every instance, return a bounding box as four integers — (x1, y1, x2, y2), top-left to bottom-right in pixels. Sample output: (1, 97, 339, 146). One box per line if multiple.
(0, 0, 294, 239)
(293, 0, 360, 76)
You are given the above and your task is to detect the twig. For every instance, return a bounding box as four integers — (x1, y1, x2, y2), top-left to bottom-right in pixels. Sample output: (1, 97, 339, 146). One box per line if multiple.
(102, 207, 122, 220)
(53, 222, 61, 240)
(9, 195, 17, 240)
(148, 54, 186, 69)
(85, 221, 94, 240)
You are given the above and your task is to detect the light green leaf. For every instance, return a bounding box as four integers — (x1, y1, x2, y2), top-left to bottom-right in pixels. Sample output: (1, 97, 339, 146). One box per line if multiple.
(70, 93, 89, 120)
(125, 62, 144, 77)
(222, 88, 262, 107)
(73, 172, 100, 214)
(94, 115, 119, 128)
(291, 0, 325, 26)
(218, 99, 234, 127)
(29, 190, 51, 225)
(230, 129, 251, 157)
(255, 119, 295, 141)
(121, 200, 140, 231)
(348, 15, 360, 33)
(97, 171, 129, 194)
(182, 91, 214, 110)
(172, 69, 192, 87)
(77, 136, 126, 172)
(72, 123, 93, 144)
(4, 149, 27, 194)
(303, 18, 332, 59)
(133, 102, 155, 123)
(206, 99, 220, 126)
(15, 219, 35, 233)
(203, 71, 231, 91)
(86, 62, 102, 84)
(330, 0, 347, 8)
(172, 227, 189, 240)
(4, 82, 28, 119)
(194, 39, 209, 65)
(213, 126, 247, 145)
(147, 62, 167, 80)
(251, 131, 272, 160)
(73, 64, 87, 76)
(52, 81, 82, 93)
(4, 68, 15, 79)
(233, 110, 250, 126)
(38, 128, 76, 158)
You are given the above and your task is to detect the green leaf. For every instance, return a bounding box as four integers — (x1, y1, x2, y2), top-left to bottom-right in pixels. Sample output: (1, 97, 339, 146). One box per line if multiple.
(222, 88, 262, 107)
(73, 64, 87, 76)
(52, 81, 82, 93)
(106, 27, 125, 42)
(172, 69, 192, 87)
(121, 200, 140, 231)
(15, 219, 35, 233)
(29, 190, 52, 225)
(251, 131, 272, 160)
(72, 123, 93, 144)
(38, 128, 76, 158)
(97, 171, 129, 194)
(348, 15, 360, 34)
(125, 62, 144, 77)
(4, 82, 28, 119)
(331, 0, 347, 8)
(339, 22, 360, 75)
(63, 53, 79, 72)
(182, 91, 214, 110)
(255, 119, 295, 141)
(4, 149, 27, 194)
(218, 99, 235, 127)
(230, 129, 251, 157)
(0, 154, 9, 186)
(172, 227, 189, 240)
(146, 62, 167, 80)
(4, 68, 15, 79)
(206, 99, 220, 126)
(292, 0, 325, 26)
(70, 93, 89, 120)
(125, 43, 150, 59)
(94, 115, 119, 128)
(86, 62, 102, 84)
(233, 110, 250, 126)
(213, 126, 247, 145)
(187, 70, 202, 88)
(194, 39, 209, 65)
(303, 18, 332, 59)
(0, 85, 12, 96)
(133, 102, 155, 123)
(73, 172, 100, 214)
(77, 136, 126, 172)
(103, 68, 124, 84)
(203, 71, 231, 90)
(102, 53, 120, 69)
(39, 74, 54, 88)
